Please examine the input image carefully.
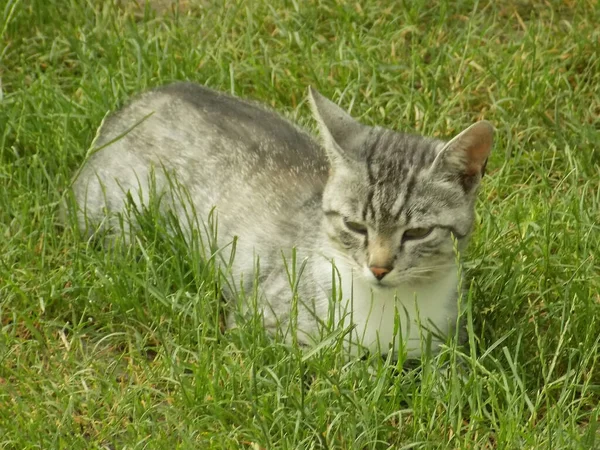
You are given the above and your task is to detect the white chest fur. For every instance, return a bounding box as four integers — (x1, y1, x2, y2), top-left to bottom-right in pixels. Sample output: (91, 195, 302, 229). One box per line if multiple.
(332, 263, 459, 358)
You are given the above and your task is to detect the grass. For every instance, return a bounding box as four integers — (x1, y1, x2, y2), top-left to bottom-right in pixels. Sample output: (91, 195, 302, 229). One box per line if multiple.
(1, 0, 599, 448)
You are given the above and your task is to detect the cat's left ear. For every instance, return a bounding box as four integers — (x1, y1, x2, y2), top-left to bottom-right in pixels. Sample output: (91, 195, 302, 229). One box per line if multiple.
(432, 121, 494, 191)
(308, 87, 370, 166)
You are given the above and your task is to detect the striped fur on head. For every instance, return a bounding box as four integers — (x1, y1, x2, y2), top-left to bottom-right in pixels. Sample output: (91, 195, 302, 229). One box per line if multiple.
(309, 88, 493, 287)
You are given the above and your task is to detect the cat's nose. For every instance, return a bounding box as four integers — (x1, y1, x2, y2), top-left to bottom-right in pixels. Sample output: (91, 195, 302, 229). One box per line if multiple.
(369, 266, 392, 280)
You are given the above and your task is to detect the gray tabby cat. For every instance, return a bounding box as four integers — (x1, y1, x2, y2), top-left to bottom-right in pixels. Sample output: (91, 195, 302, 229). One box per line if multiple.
(71, 82, 493, 359)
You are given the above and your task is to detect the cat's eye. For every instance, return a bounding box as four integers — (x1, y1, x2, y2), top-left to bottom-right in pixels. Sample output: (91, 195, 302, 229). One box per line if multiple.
(403, 227, 433, 240)
(343, 218, 368, 235)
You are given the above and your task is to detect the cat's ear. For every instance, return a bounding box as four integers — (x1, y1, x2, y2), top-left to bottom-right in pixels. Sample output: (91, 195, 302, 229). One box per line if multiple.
(308, 87, 370, 165)
(432, 121, 494, 191)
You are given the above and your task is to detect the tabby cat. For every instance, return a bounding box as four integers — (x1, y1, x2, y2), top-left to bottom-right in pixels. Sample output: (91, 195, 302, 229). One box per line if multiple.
(71, 82, 493, 359)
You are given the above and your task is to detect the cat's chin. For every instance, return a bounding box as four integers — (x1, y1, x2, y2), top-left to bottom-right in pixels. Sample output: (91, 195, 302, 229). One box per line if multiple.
(359, 268, 405, 289)
(370, 277, 417, 289)
(372, 278, 434, 291)
(360, 268, 441, 289)
(369, 280, 398, 290)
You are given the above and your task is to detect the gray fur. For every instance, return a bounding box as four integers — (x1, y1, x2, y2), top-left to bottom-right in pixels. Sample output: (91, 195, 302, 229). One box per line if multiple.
(70, 82, 493, 358)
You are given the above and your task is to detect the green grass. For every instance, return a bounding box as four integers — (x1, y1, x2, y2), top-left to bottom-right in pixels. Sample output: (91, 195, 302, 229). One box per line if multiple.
(1, 0, 599, 448)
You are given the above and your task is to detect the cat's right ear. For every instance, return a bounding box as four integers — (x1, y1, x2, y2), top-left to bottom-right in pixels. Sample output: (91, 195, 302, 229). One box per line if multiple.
(308, 87, 370, 166)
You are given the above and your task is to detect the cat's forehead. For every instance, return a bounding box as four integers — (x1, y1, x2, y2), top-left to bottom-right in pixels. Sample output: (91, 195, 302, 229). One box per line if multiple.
(360, 130, 454, 227)
(363, 176, 460, 229)
(364, 129, 442, 178)
(363, 130, 442, 200)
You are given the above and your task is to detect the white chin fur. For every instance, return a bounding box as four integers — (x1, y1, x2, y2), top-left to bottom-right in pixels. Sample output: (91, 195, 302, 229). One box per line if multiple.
(336, 260, 459, 358)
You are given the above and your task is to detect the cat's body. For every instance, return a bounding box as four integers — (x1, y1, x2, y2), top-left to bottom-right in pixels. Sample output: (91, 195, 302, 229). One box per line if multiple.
(72, 82, 493, 359)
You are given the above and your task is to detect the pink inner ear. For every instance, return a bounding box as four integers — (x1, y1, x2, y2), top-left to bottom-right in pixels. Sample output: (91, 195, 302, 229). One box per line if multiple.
(459, 121, 494, 176)
(465, 162, 481, 177)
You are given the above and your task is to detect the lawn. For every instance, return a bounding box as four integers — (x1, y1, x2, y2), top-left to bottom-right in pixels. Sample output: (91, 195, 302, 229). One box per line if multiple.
(1, 0, 599, 448)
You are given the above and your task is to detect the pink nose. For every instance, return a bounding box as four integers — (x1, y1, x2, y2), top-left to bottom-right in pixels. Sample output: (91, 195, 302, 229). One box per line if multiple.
(369, 266, 391, 280)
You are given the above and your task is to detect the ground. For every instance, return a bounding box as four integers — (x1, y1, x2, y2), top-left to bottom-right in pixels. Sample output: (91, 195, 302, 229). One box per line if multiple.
(1, 0, 599, 448)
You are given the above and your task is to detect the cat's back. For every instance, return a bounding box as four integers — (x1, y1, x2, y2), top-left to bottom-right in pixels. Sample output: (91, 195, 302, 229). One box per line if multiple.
(95, 82, 324, 166)
(73, 82, 328, 236)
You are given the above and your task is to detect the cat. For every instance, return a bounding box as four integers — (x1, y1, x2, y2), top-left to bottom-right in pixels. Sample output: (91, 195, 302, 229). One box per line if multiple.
(69, 82, 493, 360)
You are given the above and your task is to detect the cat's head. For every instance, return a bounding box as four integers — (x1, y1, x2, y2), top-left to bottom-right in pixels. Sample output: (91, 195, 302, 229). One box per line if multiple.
(309, 87, 494, 287)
